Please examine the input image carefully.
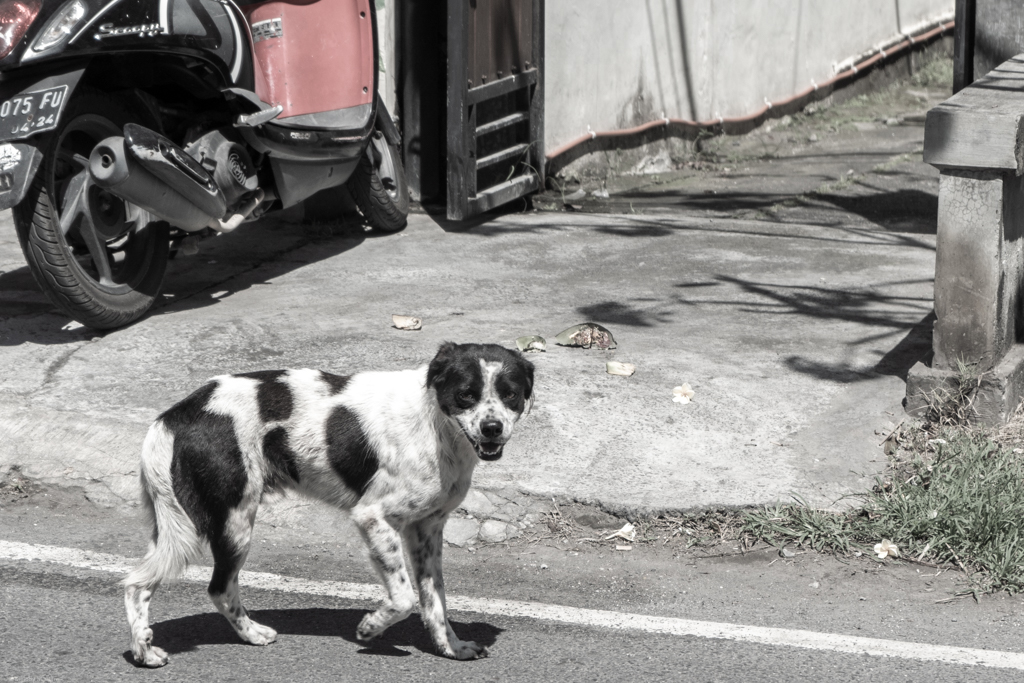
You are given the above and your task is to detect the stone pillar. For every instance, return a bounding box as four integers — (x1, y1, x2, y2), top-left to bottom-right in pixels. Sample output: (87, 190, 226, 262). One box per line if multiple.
(932, 170, 1024, 371)
(906, 54, 1024, 425)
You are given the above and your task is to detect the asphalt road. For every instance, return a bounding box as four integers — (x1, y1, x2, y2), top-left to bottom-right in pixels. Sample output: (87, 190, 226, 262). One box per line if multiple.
(2, 485, 1024, 682)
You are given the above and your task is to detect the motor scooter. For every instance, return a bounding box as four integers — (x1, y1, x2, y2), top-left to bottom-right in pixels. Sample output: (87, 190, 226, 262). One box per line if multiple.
(0, 0, 407, 329)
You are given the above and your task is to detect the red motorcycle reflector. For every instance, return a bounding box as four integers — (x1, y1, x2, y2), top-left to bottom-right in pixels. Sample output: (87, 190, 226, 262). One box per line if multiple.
(0, 0, 42, 60)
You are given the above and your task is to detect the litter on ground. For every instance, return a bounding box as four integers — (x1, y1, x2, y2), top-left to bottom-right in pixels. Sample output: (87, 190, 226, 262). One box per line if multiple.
(392, 314, 422, 330)
(605, 522, 636, 542)
(606, 361, 635, 376)
(516, 335, 547, 352)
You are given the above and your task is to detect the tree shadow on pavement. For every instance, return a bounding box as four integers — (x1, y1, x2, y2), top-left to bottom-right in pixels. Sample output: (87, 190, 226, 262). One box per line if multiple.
(815, 189, 938, 235)
(139, 607, 502, 661)
(573, 275, 934, 383)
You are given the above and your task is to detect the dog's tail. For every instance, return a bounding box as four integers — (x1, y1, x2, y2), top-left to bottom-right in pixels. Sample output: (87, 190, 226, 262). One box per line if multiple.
(122, 420, 201, 589)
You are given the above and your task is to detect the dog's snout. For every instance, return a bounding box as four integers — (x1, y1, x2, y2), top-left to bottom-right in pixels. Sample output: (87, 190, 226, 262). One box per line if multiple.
(480, 419, 503, 439)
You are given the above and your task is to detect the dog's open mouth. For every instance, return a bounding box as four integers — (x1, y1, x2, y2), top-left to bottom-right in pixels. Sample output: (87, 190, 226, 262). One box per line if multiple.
(476, 442, 504, 461)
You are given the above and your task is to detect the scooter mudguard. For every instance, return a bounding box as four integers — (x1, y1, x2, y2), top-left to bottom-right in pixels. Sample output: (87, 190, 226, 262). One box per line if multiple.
(0, 66, 85, 210)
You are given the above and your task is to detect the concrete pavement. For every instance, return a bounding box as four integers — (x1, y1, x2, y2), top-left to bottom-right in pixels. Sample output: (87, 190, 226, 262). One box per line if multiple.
(0, 81, 942, 531)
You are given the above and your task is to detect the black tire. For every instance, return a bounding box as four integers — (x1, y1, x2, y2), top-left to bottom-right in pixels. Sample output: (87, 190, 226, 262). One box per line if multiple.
(12, 91, 169, 330)
(349, 129, 409, 232)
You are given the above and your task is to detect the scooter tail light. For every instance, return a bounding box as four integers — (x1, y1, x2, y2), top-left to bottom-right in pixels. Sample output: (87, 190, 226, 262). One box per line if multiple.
(0, 0, 42, 60)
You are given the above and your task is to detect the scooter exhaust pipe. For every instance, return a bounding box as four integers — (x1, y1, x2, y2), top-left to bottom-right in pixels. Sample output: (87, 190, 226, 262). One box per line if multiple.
(89, 136, 217, 232)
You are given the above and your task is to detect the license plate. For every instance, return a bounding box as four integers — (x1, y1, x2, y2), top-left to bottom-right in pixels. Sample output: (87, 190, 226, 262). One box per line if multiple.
(0, 85, 69, 138)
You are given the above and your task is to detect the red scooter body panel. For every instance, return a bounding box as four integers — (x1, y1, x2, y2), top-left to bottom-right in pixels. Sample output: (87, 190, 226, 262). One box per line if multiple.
(244, 0, 374, 119)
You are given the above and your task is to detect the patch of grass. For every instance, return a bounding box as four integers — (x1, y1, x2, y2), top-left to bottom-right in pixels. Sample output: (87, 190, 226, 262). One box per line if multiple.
(743, 429, 1024, 595)
(743, 360, 1024, 595)
(911, 53, 954, 89)
(925, 358, 983, 427)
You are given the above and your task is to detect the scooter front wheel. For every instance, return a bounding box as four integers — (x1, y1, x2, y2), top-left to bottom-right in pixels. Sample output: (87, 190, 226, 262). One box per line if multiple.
(13, 92, 169, 330)
(349, 130, 409, 233)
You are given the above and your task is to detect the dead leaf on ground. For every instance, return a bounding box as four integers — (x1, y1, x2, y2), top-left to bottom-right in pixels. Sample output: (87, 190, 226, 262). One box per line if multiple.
(555, 322, 617, 349)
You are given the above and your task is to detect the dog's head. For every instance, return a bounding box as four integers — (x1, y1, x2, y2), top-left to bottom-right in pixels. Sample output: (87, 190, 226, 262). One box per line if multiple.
(427, 342, 535, 461)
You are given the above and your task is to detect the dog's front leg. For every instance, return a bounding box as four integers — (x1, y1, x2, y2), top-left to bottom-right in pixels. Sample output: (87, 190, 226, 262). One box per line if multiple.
(405, 514, 488, 660)
(351, 508, 416, 641)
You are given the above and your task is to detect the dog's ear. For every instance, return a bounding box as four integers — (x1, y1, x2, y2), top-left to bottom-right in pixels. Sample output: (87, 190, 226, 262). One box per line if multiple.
(517, 352, 535, 401)
(427, 342, 458, 389)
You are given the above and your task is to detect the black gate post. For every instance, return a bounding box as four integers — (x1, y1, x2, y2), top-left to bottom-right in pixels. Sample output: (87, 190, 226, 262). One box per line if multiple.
(953, 0, 976, 93)
(446, 0, 475, 220)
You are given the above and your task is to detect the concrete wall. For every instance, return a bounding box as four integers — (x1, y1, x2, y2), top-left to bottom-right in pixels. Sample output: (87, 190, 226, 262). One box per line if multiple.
(544, 0, 953, 154)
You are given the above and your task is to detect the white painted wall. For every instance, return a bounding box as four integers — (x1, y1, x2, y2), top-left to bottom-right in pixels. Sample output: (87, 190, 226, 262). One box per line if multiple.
(544, 0, 954, 151)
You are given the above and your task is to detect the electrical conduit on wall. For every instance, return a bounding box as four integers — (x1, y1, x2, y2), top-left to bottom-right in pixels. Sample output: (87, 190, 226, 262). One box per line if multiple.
(545, 14, 955, 177)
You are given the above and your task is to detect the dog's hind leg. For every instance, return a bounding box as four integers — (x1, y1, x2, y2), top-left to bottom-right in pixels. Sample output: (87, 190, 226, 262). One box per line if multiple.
(124, 421, 200, 668)
(405, 514, 487, 660)
(208, 506, 277, 646)
(124, 564, 168, 668)
(352, 507, 416, 641)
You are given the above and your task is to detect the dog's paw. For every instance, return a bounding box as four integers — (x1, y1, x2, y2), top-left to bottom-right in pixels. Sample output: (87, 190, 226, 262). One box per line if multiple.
(356, 613, 383, 642)
(135, 645, 169, 668)
(449, 639, 488, 660)
(239, 620, 278, 646)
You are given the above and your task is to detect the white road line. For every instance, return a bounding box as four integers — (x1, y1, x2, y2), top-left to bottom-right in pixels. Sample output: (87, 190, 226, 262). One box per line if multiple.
(2, 539, 1022, 670)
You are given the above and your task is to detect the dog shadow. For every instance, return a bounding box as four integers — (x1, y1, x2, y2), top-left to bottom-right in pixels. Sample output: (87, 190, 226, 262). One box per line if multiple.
(122, 607, 503, 663)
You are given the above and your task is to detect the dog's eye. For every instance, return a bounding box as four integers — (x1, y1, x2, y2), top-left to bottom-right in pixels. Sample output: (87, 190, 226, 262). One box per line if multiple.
(504, 391, 518, 401)
(458, 390, 475, 402)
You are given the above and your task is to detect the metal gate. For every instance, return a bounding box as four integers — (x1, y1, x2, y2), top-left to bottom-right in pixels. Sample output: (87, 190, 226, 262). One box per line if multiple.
(446, 0, 544, 220)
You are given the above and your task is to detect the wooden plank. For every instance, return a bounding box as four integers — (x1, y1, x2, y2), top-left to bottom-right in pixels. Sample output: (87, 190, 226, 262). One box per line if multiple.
(467, 70, 537, 105)
(530, 0, 545, 183)
(467, 0, 532, 88)
(476, 142, 531, 169)
(476, 112, 530, 137)
(924, 54, 1024, 173)
(447, 0, 472, 221)
(468, 173, 539, 214)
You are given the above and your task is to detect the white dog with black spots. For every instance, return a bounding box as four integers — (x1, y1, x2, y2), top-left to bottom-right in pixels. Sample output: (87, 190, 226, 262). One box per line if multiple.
(123, 342, 534, 667)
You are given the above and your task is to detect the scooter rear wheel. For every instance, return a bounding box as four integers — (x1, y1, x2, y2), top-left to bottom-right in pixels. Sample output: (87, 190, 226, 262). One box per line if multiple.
(13, 91, 169, 330)
(349, 130, 409, 233)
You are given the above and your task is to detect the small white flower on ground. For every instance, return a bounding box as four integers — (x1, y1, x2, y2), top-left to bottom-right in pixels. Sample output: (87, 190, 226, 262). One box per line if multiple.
(874, 539, 899, 559)
(673, 384, 695, 404)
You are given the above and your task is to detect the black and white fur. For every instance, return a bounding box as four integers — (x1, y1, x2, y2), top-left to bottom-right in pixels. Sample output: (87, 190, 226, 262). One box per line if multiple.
(123, 342, 534, 667)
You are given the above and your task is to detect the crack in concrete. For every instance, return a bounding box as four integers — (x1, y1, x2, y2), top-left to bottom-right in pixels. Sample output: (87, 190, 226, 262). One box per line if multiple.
(9, 342, 91, 398)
